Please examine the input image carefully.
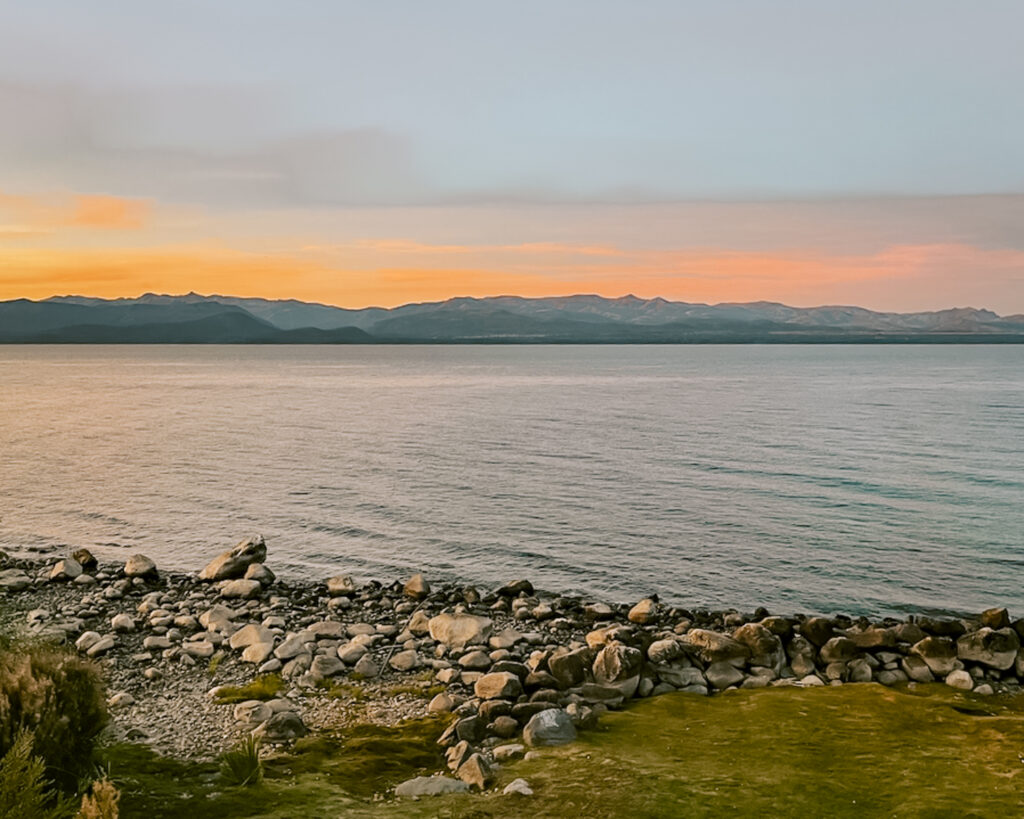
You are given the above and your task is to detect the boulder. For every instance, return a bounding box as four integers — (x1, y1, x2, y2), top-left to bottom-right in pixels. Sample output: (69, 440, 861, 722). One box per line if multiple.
(311, 654, 345, 678)
(819, 637, 860, 664)
(254, 711, 307, 742)
(705, 661, 744, 690)
(326, 574, 358, 597)
(389, 649, 420, 672)
(394, 776, 469, 797)
(910, 636, 959, 676)
(945, 669, 974, 691)
(49, 559, 82, 582)
(628, 598, 658, 624)
(72, 548, 98, 570)
(548, 647, 593, 688)
(592, 643, 642, 687)
(199, 536, 267, 582)
(654, 664, 706, 689)
(428, 613, 493, 650)
(523, 709, 577, 747)
(647, 639, 685, 665)
(456, 754, 493, 790)
(846, 627, 896, 650)
(244, 563, 276, 586)
(229, 624, 276, 650)
(475, 671, 523, 700)
(956, 627, 1020, 670)
(353, 654, 379, 678)
(496, 579, 534, 597)
(980, 607, 1011, 630)
(403, 573, 430, 600)
(900, 655, 934, 683)
(123, 554, 158, 579)
(732, 623, 784, 669)
(0, 569, 31, 592)
(682, 629, 749, 664)
(787, 635, 818, 677)
(800, 617, 835, 648)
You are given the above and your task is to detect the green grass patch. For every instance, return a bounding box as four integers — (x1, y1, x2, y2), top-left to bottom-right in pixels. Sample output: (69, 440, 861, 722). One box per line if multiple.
(212, 675, 283, 704)
(315, 680, 369, 702)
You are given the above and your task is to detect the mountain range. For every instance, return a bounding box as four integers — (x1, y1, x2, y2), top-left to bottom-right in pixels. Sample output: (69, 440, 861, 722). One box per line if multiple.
(1, 293, 1022, 343)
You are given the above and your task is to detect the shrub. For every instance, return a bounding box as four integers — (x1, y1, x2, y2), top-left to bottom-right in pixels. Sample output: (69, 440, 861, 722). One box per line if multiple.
(0, 637, 108, 789)
(0, 730, 74, 819)
(76, 779, 120, 819)
(218, 735, 262, 787)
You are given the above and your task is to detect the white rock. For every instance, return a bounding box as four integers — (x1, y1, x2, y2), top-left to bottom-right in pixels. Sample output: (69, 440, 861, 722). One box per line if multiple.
(503, 778, 534, 796)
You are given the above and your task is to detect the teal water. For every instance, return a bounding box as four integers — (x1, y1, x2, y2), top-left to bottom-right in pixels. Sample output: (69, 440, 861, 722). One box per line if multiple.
(1, 345, 1021, 616)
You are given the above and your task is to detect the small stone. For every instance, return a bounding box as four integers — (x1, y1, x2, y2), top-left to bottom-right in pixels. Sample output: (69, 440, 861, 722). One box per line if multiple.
(76, 631, 102, 652)
(458, 650, 491, 670)
(353, 654, 379, 678)
(493, 743, 525, 761)
(428, 692, 455, 713)
(107, 691, 134, 708)
(456, 753, 493, 790)
(242, 642, 275, 664)
(72, 548, 98, 570)
(254, 710, 307, 742)
(86, 635, 115, 657)
(503, 778, 534, 796)
(234, 700, 272, 724)
(244, 563, 276, 586)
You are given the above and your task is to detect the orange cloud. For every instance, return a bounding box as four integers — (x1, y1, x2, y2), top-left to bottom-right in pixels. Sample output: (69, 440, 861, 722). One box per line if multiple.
(0, 190, 150, 235)
(1, 240, 1021, 312)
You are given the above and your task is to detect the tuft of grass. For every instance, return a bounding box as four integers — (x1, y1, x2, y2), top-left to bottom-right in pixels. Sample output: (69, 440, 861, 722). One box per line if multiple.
(317, 681, 369, 702)
(218, 736, 263, 788)
(206, 652, 225, 678)
(213, 675, 283, 704)
(383, 683, 446, 700)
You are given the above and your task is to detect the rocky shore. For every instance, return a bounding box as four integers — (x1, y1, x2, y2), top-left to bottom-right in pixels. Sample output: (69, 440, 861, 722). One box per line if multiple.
(2, 536, 1022, 798)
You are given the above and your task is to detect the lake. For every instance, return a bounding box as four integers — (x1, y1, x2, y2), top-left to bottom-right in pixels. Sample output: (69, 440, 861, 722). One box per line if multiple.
(1, 344, 1021, 617)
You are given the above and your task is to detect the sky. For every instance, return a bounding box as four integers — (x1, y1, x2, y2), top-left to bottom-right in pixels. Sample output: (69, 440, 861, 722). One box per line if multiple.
(1, 1, 1022, 312)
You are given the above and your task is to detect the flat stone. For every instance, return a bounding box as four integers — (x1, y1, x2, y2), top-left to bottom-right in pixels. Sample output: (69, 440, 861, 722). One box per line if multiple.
(229, 623, 277, 650)
(503, 778, 534, 796)
(49, 559, 83, 582)
(0, 569, 31, 592)
(389, 649, 420, 672)
(705, 661, 745, 690)
(957, 627, 1020, 670)
(394, 776, 469, 797)
(233, 700, 272, 724)
(220, 579, 263, 599)
(86, 635, 115, 657)
(242, 642, 275, 664)
(458, 650, 492, 670)
(326, 574, 357, 597)
(683, 629, 749, 664)
(429, 613, 493, 650)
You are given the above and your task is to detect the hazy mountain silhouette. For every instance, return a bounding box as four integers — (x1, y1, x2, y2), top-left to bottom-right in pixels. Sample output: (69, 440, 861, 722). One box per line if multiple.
(2, 293, 1020, 343)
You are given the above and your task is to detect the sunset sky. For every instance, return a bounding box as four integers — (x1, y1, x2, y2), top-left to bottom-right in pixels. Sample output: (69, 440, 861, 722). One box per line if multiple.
(1, 1, 1022, 312)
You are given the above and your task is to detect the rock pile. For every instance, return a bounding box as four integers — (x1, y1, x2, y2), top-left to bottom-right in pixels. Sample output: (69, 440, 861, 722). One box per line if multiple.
(2, 541, 1023, 792)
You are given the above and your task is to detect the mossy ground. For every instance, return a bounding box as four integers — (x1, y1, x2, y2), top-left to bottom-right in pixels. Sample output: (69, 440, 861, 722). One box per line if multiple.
(103, 684, 1024, 818)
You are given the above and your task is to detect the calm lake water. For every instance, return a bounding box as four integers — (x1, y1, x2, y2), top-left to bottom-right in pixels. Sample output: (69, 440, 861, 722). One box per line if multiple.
(1, 345, 1021, 617)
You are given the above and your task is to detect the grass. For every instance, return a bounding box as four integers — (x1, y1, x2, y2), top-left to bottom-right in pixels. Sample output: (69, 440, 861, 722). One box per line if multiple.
(383, 683, 447, 699)
(212, 675, 283, 704)
(206, 652, 225, 678)
(218, 736, 262, 787)
(99, 684, 1024, 818)
(315, 680, 369, 702)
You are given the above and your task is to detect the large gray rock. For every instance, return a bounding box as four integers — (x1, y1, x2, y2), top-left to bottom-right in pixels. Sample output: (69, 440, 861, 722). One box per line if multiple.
(199, 536, 267, 582)
(654, 664, 706, 688)
(956, 627, 1020, 670)
(523, 709, 577, 747)
(394, 776, 469, 797)
(428, 612, 493, 650)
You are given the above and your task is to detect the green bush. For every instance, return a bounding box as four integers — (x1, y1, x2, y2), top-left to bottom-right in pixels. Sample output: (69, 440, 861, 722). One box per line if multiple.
(0, 730, 74, 819)
(0, 637, 108, 789)
(213, 675, 283, 704)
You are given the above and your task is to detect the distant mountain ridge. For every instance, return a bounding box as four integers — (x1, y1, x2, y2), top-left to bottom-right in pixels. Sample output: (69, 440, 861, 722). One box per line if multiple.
(1, 293, 1020, 343)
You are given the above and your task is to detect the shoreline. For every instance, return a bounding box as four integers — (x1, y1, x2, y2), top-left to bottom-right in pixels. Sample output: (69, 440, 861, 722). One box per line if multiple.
(3, 537, 1022, 792)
